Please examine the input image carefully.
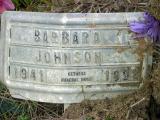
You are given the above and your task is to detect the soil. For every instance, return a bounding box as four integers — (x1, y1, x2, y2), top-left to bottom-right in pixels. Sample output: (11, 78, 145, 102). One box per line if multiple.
(62, 62, 160, 120)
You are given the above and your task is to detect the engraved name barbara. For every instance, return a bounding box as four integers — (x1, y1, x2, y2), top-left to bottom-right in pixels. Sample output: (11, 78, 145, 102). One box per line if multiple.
(34, 29, 103, 45)
(33, 29, 128, 46)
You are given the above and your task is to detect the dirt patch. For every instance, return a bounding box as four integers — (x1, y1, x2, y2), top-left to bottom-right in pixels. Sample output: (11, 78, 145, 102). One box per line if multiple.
(63, 63, 160, 120)
(63, 82, 151, 120)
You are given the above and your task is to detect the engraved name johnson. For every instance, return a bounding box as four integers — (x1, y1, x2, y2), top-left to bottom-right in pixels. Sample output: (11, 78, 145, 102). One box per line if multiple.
(0, 12, 151, 103)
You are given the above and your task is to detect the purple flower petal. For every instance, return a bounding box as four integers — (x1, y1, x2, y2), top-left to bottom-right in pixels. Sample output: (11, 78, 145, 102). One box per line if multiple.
(3, 0, 15, 10)
(0, 5, 6, 13)
(129, 22, 149, 34)
(129, 12, 160, 44)
(147, 21, 160, 42)
(144, 12, 155, 23)
(158, 32, 160, 43)
(0, 0, 15, 13)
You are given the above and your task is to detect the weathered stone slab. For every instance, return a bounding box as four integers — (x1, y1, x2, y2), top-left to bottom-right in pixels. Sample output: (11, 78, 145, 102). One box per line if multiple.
(0, 12, 152, 103)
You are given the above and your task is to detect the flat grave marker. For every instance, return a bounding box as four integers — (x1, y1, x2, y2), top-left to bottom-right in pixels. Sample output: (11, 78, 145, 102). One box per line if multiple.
(0, 12, 152, 103)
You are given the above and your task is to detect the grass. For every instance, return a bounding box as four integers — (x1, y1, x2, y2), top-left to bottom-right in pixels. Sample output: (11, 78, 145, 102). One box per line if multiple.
(0, 82, 63, 119)
(11, 0, 150, 12)
(105, 116, 114, 120)
(11, 0, 160, 18)
(0, 83, 33, 120)
(11, 0, 160, 19)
